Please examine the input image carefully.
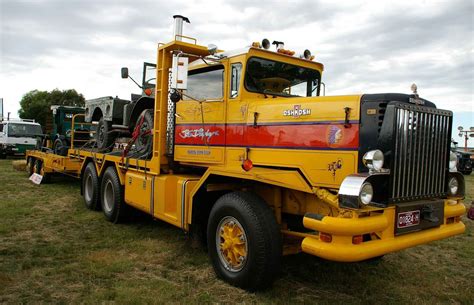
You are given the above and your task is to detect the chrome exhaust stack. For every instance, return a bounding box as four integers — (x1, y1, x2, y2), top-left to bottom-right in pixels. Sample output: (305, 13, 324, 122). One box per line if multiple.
(173, 15, 190, 41)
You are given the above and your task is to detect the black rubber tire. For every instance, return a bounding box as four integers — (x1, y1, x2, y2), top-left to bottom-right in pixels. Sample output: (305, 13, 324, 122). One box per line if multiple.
(134, 109, 154, 156)
(26, 157, 35, 176)
(207, 191, 282, 291)
(53, 138, 68, 156)
(96, 117, 115, 151)
(82, 162, 101, 210)
(100, 166, 126, 223)
(34, 159, 50, 183)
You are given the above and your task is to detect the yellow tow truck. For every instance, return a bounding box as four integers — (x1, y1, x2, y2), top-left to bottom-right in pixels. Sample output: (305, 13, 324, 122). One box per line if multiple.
(26, 15, 466, 290)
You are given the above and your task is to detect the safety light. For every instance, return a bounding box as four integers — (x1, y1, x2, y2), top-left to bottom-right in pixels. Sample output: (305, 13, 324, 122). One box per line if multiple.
(319, 232, 332, 243)
(208, 44, 218, 55)
(262, 38, 270, 50)
(242, 159, 253, 171)
(363, 149, 384, 171)
(144, 88, 152, 96)
(352, 235, 364, 244)
(303, 49, 311, 59)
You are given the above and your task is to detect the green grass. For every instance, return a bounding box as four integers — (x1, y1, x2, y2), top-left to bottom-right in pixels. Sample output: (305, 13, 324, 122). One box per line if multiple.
(0, 159, 473, 304)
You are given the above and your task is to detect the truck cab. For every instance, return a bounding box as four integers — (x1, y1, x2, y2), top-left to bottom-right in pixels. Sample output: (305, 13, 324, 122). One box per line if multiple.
(0, 119, 42, 158)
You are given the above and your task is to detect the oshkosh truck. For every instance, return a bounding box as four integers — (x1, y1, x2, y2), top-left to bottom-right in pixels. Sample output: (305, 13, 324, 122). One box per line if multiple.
(26, 15, 466, 290)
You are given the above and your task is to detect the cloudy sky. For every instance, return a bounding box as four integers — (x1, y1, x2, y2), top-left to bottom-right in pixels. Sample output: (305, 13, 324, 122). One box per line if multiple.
(1, 0, 473, 140)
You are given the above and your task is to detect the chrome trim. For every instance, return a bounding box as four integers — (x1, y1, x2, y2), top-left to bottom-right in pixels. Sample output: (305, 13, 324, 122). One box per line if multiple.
(338, 172, 389, 209)
(150, 176, 155, 215)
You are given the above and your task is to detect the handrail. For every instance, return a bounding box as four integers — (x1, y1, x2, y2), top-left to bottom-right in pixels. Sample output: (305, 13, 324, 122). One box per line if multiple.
(71, 113, 93, 149)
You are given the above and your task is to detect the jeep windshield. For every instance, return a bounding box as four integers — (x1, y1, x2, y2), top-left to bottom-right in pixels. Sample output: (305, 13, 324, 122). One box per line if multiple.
(244, 57, 321, 97)
(7, 123, 43, 137)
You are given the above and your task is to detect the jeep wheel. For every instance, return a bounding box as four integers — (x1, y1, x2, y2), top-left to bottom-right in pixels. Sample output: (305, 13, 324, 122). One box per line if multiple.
(207, 191, 282, 291)
(134, 109, 153, 156)
(96, 117, 115, 151)
(26, 157, 35, 176)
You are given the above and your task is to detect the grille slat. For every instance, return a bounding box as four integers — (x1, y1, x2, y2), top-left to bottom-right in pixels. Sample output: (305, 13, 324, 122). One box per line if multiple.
(391, 104, 451, 202)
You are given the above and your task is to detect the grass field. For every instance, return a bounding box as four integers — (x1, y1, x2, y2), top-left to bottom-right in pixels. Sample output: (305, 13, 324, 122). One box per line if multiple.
(0, 159, 473, 304)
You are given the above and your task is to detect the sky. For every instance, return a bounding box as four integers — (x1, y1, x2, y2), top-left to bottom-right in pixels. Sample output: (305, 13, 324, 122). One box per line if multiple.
(1, 0, 473, 143)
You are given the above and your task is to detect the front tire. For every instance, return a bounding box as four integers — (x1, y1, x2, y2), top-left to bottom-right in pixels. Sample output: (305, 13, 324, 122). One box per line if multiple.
(26, 157, 35, 176)
(207, 191, 282, 291)
(134, 109, 154, 156)
(82, 162, 101, 210)
(100, 166, 125, 223)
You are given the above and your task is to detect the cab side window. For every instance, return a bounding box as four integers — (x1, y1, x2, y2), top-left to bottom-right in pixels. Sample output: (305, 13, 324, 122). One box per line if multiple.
(230, 63, 242, 98)
(183, 65, 224, 101)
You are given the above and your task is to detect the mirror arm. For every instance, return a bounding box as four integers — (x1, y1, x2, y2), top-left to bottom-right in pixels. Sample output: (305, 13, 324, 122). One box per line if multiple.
(128, 75, 143, 89)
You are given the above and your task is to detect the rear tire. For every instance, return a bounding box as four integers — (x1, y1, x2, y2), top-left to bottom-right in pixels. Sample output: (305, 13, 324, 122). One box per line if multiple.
(82, 162, 101, 210)
(207, 191, 282, 291)
(100, 166, 125, 223)
(26, 157, 35, 176)
(96, 117, 115, 151)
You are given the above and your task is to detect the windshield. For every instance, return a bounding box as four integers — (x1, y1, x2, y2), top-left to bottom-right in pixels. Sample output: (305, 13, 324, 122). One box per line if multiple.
(245, 57, 321, 97)
(7, 123, 42, 137)
(143, 63, 156, 89)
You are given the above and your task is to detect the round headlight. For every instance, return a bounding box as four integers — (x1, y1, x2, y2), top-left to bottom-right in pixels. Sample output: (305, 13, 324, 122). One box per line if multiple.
(359, 182, 373, 205)
(448, 177, 459, 196)
(449, 152, 458, 171)
(363, 150, 384, 171)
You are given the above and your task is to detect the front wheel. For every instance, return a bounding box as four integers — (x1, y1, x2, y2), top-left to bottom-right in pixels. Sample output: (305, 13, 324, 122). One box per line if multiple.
(207, 191, 282, 291)
(100, 166, 126, 223)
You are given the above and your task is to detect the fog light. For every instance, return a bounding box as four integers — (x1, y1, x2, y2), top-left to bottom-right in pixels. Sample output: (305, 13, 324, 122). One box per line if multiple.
(448, 177, 459, 196)
(449, 152, 457, 172)
(359, 183, 373, 205)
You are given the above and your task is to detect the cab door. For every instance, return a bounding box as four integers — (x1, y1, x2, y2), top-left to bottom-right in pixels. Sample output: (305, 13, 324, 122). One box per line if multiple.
(174, 63, 227, 165)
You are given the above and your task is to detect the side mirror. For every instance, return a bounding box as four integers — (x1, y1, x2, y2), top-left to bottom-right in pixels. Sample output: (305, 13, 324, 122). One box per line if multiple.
(121, 67, 129, 79)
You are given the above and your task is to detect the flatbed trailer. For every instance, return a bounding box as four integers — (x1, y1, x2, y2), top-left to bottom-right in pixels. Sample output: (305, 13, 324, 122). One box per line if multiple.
(25, 15, 466, 291)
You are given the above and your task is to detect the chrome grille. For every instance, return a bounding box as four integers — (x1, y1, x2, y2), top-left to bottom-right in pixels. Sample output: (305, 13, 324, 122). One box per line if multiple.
(391, 104, 452, 202)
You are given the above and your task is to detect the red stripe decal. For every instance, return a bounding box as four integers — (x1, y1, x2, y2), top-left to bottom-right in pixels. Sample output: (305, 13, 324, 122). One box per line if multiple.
(175, 123, 359, 149)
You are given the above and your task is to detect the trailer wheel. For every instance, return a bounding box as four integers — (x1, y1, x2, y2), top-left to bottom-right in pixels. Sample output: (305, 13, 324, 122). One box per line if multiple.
(82, 162, 100, 210)
(96, 117, 115, 151)
(207, 191, 282, 291)
(100, 166, 125, 223)
(34, 159, 50, 183)
(26, 157, 35, 176)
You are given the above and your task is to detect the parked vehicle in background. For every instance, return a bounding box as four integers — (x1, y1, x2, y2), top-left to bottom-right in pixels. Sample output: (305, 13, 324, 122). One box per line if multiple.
(0, 119, 42, 158)
(451, 140, 472, 175)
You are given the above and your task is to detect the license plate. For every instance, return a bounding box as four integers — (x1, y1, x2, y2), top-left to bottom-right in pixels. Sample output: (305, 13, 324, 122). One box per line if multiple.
(397, 210, 420, 228)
